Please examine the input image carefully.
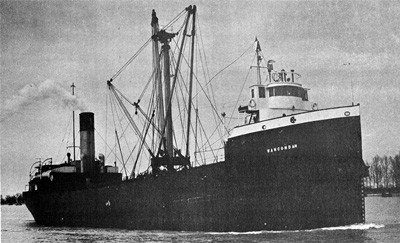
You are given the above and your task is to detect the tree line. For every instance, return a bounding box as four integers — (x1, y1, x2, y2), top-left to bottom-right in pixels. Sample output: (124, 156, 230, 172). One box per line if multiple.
(365, 152, 400, 190)
(1, 193, 24, 205)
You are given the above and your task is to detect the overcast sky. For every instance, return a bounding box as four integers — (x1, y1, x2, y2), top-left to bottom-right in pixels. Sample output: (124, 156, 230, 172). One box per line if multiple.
(1, 0, 400, 196)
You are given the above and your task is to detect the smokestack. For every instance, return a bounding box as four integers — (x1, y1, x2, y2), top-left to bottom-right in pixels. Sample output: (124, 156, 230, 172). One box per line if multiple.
(80, 112, 95, 173)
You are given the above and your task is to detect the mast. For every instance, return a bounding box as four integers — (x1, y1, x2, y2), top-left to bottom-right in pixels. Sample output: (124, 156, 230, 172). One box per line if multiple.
(71, 82, 76, 162)
(150, 6, 194, 174)
(155, 6, 192, 158)
(255, 38, 262, 85)
(151, 10, 164, 151)
(185, 5, 196, 158)
(162, 34, 174, 157)
(152, 16, 177, 159)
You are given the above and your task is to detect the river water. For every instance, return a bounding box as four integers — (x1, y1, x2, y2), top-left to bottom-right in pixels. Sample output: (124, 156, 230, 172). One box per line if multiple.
(1, 197, 399, 242)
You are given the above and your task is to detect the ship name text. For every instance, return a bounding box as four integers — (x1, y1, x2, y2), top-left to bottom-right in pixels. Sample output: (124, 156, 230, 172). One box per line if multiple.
(267, 144, 298, 153)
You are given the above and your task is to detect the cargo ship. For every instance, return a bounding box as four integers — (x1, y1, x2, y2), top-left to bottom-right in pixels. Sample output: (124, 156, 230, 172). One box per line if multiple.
(23, 6, 369, 232)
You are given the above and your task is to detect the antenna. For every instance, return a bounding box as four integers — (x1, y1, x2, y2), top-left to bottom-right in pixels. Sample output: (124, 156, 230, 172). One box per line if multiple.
(343, 63, 354, 106)
(71, 83, 76, 162)
(255, 37, 262, 85)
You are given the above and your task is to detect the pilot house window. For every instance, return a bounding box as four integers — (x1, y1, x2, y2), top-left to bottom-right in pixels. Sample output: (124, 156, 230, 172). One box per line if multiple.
(269, 86, 308, 101)
(258, 87, 266, 98)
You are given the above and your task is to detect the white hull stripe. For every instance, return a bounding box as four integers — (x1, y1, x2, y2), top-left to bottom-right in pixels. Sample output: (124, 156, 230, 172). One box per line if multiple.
(229, 105, 360, 139)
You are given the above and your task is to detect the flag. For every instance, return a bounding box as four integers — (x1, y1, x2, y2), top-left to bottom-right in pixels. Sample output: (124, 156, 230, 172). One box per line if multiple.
(255, 37, 261, 52)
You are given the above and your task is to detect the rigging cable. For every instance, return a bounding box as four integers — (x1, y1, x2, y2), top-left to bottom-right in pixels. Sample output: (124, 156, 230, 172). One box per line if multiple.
(194, 19, 224, 162)
(107, 93, 128, 174)
(115, 88, 162, 136)
(196, 16, 224, 144)
(226, 55, 256, 130)
(110, 38, 152, 81)
(173, 53, 220, 162)
(196, 43, 254, 98)
(108, 90, 139, 173)
(109, 84, 152, 153)
(132, 110, 155, 178)
(131, 86, 156, 177)
(191, 106, 217, 165)
(110, 90, 141, 174)
(169, 16, 223, 164)
(172, 33, 229, 139)
(191, 43, 254, 138)
(96, 127, 129, 174)
(109, 9, 187, 82)
(169, 50, 189, 150)
(55, 115, 72, 162)
(94, 127, 128, 175)
(105, 87, 108, 162)
(115, 130, 128, 176)
(59, 129, 81, 164)
(138, 67, 157, 101)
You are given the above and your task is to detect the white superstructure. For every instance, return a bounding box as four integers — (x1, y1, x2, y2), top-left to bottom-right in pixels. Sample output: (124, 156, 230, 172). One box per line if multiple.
(238, 39, 318, 124)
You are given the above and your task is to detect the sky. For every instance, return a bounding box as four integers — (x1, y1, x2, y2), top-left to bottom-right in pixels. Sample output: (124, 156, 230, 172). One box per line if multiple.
(1, 0, 400, 196)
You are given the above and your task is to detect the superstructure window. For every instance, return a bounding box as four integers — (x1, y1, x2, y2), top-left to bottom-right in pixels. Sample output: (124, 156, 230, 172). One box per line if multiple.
(302, 90, 308, 101)
(269, 86, 307, 100)
(269, 88, 274, 97)
(251, 89, 254, 98)
(258, 87, 266, 98)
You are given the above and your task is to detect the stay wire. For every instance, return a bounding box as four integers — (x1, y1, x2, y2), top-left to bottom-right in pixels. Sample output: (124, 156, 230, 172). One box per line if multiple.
(110, 38, 152, 81)
(197, 43, 254, 98)
(109, 8, 187, 82)
(105, 104, 135, 172)
(226, 55, 256, 130)
(196, 16, 223, 140)
(55, 115, 72, 162)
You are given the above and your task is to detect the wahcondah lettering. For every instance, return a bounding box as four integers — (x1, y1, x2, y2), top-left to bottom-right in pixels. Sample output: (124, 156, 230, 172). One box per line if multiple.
(267, 144, 297, 153)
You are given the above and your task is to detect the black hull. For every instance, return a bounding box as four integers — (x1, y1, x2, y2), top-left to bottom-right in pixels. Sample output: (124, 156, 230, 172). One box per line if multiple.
(24, 115, 366, 232)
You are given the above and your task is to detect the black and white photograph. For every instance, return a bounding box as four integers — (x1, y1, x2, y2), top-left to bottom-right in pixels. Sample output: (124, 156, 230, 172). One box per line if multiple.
(1, 0, 399, 242)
